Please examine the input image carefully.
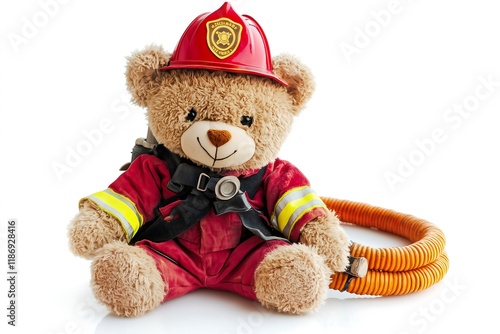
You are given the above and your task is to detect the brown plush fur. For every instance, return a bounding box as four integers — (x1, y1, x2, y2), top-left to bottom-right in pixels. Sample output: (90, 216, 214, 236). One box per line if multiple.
(91, 241, 166, 317)
(125, 44, 171, 108)
(68, 200, 126, 259)
(300, 212, 350, 273)
(272, 53, 316, 108)
(68, 43, 352, 317)
(125, 45, 314, 172)
(255, 243, 331, 314)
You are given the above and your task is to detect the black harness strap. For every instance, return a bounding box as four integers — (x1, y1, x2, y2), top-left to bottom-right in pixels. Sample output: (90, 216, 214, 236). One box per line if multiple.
(129, 145, 288, 245)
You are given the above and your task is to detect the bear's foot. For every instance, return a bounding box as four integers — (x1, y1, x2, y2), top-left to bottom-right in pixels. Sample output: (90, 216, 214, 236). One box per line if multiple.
(91, 241, 166, 317)
(254, 243, 331, 315)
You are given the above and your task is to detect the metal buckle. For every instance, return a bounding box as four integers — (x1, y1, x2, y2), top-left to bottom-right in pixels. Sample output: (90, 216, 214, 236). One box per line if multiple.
(214, 176, 241, 200)
(345, 256, 368, 278)
(341, 256, 368, 292)
(196, 173, 210, 192)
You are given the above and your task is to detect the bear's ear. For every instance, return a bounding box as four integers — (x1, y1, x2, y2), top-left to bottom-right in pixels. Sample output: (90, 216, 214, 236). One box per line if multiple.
(126, 44, 171, 107)
(272, 54, 315, 111)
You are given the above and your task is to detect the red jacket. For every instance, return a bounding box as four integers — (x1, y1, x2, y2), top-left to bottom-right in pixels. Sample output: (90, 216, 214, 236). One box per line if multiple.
(81, 154, 328, 253)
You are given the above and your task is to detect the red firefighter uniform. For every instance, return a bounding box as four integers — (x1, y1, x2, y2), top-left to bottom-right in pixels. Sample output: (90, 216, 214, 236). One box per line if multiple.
(81, 154, 328, 301)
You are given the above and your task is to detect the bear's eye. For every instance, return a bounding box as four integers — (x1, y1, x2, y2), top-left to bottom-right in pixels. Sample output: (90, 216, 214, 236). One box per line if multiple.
(240, 115, 253, 127)
(186, 108, 197, 122)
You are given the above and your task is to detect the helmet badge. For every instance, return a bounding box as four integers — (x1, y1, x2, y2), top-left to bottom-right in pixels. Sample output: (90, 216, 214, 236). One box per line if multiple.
(206, 18, 243, 59)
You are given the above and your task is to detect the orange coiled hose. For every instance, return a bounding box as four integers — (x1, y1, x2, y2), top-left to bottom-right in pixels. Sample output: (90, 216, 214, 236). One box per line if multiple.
(321, 197, 450, 296)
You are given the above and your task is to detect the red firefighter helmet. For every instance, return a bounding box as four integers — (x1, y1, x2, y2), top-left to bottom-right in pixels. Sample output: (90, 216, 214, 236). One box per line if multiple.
(159, 2, 288, 86)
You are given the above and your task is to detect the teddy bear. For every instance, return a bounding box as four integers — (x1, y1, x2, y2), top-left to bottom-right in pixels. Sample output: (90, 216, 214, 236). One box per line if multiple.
(68, 2, 365, 317)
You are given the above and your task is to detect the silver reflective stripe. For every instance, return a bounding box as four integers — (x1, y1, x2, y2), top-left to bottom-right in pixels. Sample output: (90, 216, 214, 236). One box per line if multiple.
(271, 187, 308, 228)
(271, 186, 326, 234)
(282, 198, 326, 238)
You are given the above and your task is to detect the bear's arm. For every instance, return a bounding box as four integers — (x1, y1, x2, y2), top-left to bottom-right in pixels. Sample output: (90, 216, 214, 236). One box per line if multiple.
(82, 154, 173, 241)
(299, 211, 350, 273)
(263, 159, 350, 273)
(69, 154, 173, 258)
(263, 158, 329, 242)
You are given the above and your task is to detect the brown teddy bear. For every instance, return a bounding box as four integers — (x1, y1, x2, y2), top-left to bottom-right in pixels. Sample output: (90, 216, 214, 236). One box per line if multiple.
(68, 2, 364, 317)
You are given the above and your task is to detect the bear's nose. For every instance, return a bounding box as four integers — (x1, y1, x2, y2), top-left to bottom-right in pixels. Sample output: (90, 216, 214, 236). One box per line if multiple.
(207, 129, 232, 147)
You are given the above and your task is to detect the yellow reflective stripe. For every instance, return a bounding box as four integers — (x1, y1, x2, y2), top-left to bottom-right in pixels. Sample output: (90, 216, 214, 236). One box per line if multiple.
(85, 189, 143, 241)
(271, 186, 307, 229)
(271, 186, 326, 238)
(271, 186, 308, 229)
(282, 199, 326, 238)
(279, 192, 321, 230)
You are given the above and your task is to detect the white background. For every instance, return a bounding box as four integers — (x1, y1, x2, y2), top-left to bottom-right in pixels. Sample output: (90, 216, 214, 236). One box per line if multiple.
(1, 0, 499, 333)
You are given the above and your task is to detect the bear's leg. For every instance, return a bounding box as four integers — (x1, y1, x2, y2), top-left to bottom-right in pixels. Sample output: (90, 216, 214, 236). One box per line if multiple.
(254, 243, 331, 315)
(207, 236, 287, 300)
(91, 241, 166, 317)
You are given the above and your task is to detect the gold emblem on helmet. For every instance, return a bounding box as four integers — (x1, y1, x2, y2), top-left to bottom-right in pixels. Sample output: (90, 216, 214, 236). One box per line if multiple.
(206, 18, 242, 59)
